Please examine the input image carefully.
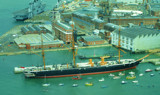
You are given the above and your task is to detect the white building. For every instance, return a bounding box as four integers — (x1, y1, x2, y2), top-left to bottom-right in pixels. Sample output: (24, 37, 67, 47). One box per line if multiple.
(115, 0, 143, 3)
(112, 10, 143, 17)
(111, 27, 160, 52)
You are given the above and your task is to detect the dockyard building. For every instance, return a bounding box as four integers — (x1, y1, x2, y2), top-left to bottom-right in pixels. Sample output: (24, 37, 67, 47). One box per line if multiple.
(72, 12, 95, 33)
(53, 21, 73, 44)
(104, 23, 124, 32)
(109, 16, 159, 26)
(155, 21, 160, 29)
(110, 0, 143, 4)
(111, 26, 160, 52)
(14, 33, 64, 49)
(149, 4, 160, 17)
(91, 13, 106, 29)
(98, 29, 109, 40)
(72, 12, 106, 33)
(80, 35, 105, 45)
(101, 23, 125, 43)
(21, 25, 52, 34)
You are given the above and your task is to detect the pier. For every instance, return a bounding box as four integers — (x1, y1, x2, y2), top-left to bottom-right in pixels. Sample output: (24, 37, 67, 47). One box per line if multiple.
(148, 49, 160, 54)
(142, 58, 160, 65)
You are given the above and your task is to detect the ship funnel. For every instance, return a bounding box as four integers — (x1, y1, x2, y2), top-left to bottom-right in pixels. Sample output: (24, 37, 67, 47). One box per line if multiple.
(88, 59, 94, 67)
(100, 57, 107, 65)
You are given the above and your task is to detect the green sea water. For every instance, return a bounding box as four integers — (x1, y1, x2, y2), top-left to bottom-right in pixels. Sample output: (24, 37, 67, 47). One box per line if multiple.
(0, 46, 160, 95)
(0, 0, 160, 95)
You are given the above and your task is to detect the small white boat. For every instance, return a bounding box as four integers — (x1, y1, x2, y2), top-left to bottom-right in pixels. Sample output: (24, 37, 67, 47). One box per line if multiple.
(139, 73, 144, 76)
(129, 71, 135, 75)
(59, 83, 64, 86)
(113, 76, 120, 79)
(87, 77, 93, 79)
(155, 67, 160, 71)
(121, 81, 127, 84)
(109, 73, 115, 77)
(132, 80, 138, 83)
(119, 72, 125, 76)
(72, 84, 78, 87)
(150, 74, 154, 76)
(42, 83, 50, 87)
(145, 69, 152, 72)
(99, 78, 105, 82)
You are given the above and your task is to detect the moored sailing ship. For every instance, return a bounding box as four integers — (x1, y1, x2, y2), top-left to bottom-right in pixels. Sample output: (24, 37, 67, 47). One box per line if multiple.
(24, 58, 143, 78)
(23, 22, 149, 78)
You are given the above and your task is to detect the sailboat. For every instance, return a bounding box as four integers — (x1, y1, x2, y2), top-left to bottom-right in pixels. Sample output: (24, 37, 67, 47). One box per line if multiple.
(24, 22, 150, 78)
(42, 75, 50, 87)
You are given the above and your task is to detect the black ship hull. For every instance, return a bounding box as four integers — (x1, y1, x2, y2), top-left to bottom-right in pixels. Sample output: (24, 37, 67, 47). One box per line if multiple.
(24, 59, 142, 78)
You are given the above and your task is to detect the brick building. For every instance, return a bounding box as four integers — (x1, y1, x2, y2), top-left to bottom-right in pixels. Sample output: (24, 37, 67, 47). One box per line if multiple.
(72, 12, 106, 32)
(80, 35, 104, 45)
(109, 16, 159, 26)
(53, 21, 73, 44)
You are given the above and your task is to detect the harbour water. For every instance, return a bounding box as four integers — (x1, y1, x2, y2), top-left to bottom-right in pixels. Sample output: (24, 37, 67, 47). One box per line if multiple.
(0, 46, 160, 95)
(0, 0, 160, 95)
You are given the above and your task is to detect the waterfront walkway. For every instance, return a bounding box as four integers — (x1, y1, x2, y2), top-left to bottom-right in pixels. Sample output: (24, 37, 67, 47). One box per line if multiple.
(0, 44, 112, 56)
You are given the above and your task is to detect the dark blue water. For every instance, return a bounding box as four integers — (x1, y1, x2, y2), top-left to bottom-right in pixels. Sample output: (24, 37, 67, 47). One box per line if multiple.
(0, 0, 160, 95)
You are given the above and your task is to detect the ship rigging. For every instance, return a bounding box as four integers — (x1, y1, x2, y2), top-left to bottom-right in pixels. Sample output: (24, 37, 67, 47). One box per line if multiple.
(23, 18, 150, 78)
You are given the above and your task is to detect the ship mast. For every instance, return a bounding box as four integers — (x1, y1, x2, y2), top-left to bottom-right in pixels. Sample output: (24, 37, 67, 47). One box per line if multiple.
(118, 15, 121, 64)
(118, 28, 121, 63)
(70, 18, 76, 68)
(41, 33, 46, 70)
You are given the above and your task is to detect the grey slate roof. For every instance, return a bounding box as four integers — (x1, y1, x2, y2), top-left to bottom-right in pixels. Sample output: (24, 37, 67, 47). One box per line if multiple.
(28, 26, 36, 32)
(92, 18, 105, 23)
(104, 23, 125, 31)
(56, 21, 72, 30)
(114, 27, 160, 39)
(21, 26, 30, 33)
(82, 35, 103, 42)
(33, 25, 42, 31)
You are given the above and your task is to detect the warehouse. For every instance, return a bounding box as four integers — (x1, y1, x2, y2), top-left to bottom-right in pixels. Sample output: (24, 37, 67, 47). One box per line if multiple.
(111, 26, 160, 52)
(14, 33, 64, 49)
(21, 25, 52, 34)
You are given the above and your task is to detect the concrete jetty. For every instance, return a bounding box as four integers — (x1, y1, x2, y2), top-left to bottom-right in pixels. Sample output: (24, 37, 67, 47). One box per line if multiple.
(142, 58, 160, 65)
